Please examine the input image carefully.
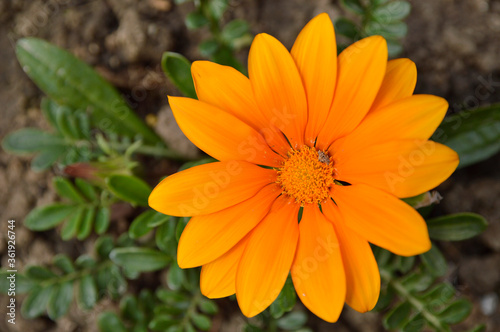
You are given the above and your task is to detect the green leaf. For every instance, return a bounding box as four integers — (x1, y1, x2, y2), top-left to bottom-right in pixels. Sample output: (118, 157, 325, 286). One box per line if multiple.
(277, 311, 308, 331)
(129, 210, 156, 239)
(61, 207, 85, 240)
(149, 315, 178, 331)
(78, 274, 98, 310)
(199, 39, 219, 57)
(426, 213, 488, 241)
(94, 207, 111, 235)
(106, 174, 151, 206)
(21, 285, 54, 319)
(161, 52, 196, 99)
(77, 207, 96, 240)
(185, 11, 209, 29)
(147, 212, 170, 228)
(270, 276, 296, 318)
(175, 217, 189, 242)
(434, 104, 500, 168)
(372, 1, 411, 22)
(31, 147, 67, 171)
(166, 261, 185, 291)
(0, 271, 35, 294)
(198, 299, 218, 315)
(419, 283, 455, 303)
(383, 301, 412, 330)
(420, 244, 447, 277)
(190, 313, 211, 331)
(47, 281, 73, 320)
(334, 18, 360, 40)
(75, 255, 97, 269)
(341, 0, 365, 14)
(400, 272, 434, 292)
(110, 247, 170, 272)
(95, 236, 115, 259)
(211, 45, 245, 73)
(53, 254, 76, 273)
(98, 312, 128, 332)
(438, 299, 472, 324)
(119, 295, 142, 323)
(75, 178, 97, 201)
(207, 0, 228, 20)
(16, 38, 162, 144)
(24, 204, 76, 231)
(386, 38, 403, 57)
(41, 98, 60, 129)
(156, 220, 177, 254)
(401, 313, 425, 332)
(56, 105, 80, 139)
(365, 21, 408, 39)
(25, 265, 57, 281)
(2, 128, 66, 154)
(221, 19, 250, 42)
(53, 177, 87, 203)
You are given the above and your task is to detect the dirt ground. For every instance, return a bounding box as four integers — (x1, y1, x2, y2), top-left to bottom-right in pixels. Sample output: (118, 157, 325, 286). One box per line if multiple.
(0, 0, 499, 331)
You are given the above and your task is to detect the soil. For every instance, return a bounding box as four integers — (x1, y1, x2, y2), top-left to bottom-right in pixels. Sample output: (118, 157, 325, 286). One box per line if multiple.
(0, 0, 499, 331)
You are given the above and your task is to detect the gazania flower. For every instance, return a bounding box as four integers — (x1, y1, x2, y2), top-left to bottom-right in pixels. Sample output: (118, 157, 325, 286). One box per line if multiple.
(149, 13, 458, 321)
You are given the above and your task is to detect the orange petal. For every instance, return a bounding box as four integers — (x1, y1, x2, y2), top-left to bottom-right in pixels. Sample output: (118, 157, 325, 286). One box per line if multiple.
(333, 95, 448, 153)
(322, 200, 380, 312)
(236, 196, 300, 317)
(316, 36, 387, 149)
(332, 184, 431, 256)
(249, 33, 308, 148)
(291, 204, 345, 322)
(334, 140, 459, 198)
(149, 161, 276, 217)
(200, 235, 250, 299)
(178, 184, 280, 268)
(168, 96, 283, 167)
(369, 58, 417, 113)
(291, 13, 337, 146)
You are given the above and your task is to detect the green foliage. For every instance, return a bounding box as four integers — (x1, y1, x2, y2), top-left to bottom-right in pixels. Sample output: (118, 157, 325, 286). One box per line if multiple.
(337, 0, 411, 56)
(427, 213, 488, 241)
(24, 177, 110, 239)
(374, 246, 478, 332)
(161, 52, 197, 99)
(433, 103, 500, 168)
(15, 38, 162, 144)
(106, 174, 152, 207)
(0, 237, 129, 320)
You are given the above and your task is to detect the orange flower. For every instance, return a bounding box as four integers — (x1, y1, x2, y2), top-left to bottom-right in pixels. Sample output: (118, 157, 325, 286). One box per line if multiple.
(149, 13, 458, 322)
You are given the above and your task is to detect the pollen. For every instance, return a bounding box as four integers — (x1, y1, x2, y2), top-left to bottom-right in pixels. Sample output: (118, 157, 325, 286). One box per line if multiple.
(276, 146, 335, 205)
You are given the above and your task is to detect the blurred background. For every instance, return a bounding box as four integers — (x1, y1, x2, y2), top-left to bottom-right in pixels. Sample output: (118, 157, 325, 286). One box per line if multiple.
(0, 0, 499, 331)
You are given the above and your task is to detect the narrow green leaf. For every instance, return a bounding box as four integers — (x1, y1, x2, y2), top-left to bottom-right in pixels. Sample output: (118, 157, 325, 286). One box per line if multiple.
(277, 311, 308, 331)
(75, 255, 97, 269)
(185, 11, 209, 29)
(156, 220, 177, 254)
(207, 0, 228, 20)
(41, 98, 60, 129)
(419, 283, 455, 303)
(53, 254, 75, 273)
(434, 104, 500, 168)
(147, 212, 170, 228)
(372, 1, 411, 22)
(341, 0, 365, 14)
(401, 313, 425, 332)
(198, 299, 218, 315)
(16, 38, 162, 144)
(166, 261, 185, 291)
(190, 313, 211, 331)
(365, 21, 408, 38)
(53, 177, 87, 203)
(106, 174, 151, 206)
(77, 207, 96, 240)
(24, 204, 76, 231)
(78, 274, 98, 310)
(427, 213, 488, 241)
(129, 210, 156, 239)
(199, 39, 219, 57)
(175, 217, 189, 242)
(438, 299, 472, 324)
(119, 295, 142, 323)
(94, 207, 110, 235)
(25, 265, 57, 281)
(110, 247, 170, 272)
(149, 315, 178, 331)
(2, 128, 66, 154)
(95, 236, 115, 259)
(98, 312, 128, 332)
(161, 52, 196, 98)
(47, 281, 73, 320)
(31, 147, 67, 171)
(56, 106, 80, 139)
(0, 272, 35, 294)
(420, 244, 447, 277)
(334, 18, 360, 40)
(75, 178, 97, 201)
(383, 301, 412, 329)
(21, 285, 54, 319)
(400, 272, 434, 292)
(61, 207, 85, 240)
(221, 19, 250, 42)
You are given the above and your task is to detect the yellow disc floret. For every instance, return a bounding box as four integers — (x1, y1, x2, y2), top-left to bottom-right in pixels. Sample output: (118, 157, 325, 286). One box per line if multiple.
(276, 146, 335, 205)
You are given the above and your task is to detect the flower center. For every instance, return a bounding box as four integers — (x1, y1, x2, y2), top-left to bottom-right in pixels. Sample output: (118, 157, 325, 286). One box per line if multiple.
(276, 146, 335, 205)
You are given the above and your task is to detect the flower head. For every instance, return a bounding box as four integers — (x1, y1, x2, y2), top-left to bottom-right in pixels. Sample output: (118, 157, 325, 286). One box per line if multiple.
(149, 13, 458, 321)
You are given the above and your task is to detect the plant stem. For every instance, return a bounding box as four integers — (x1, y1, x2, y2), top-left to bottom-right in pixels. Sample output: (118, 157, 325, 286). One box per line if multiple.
(108, 141, 194, 161)
(380, 269, 447, 332)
